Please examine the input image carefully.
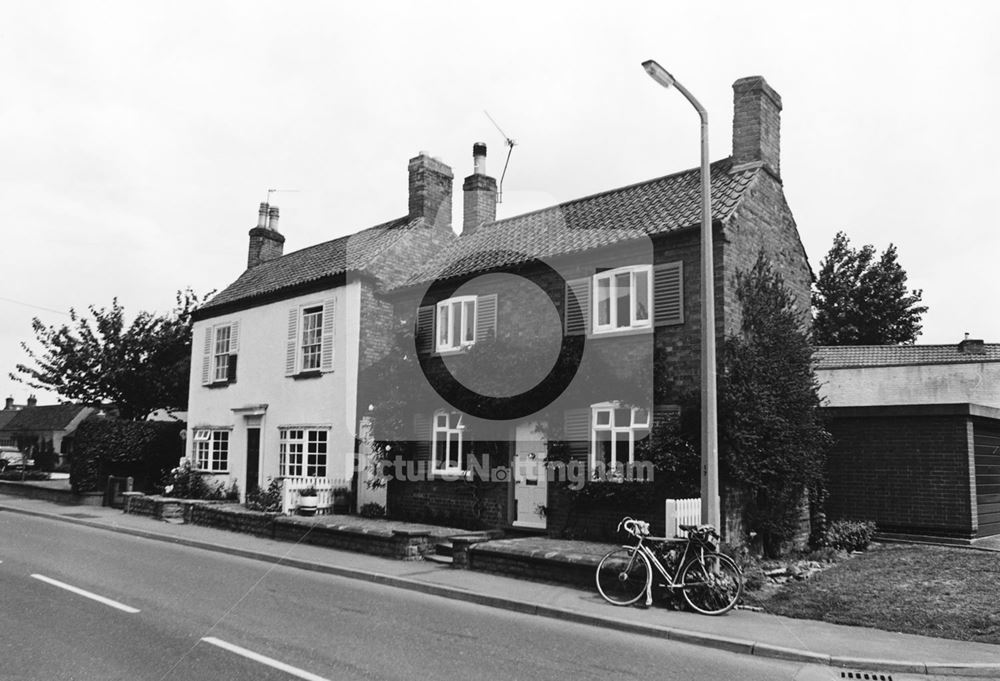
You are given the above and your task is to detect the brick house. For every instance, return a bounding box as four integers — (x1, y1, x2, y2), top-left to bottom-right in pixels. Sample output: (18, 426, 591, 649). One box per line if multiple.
(815, 338, 1000, 540)
(377, 76, 812, 539)
(186, 155, 455, 503)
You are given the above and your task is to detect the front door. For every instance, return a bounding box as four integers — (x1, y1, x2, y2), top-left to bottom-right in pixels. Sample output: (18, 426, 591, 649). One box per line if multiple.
(513, 422, 547, 529)
(246, 427, 260, 495)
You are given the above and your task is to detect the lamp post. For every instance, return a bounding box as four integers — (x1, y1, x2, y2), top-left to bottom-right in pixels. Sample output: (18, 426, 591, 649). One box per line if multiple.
(641, 60, 720, 531)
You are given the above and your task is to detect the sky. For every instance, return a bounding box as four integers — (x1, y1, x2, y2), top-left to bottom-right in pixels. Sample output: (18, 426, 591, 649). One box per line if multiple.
(3, 1, 998, 405)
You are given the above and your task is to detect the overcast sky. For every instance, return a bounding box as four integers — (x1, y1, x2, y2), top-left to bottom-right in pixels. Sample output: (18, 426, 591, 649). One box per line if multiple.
(4, 1, 998, 405)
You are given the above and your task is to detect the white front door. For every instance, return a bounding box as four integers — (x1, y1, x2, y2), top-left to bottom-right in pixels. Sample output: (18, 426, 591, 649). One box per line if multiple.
(513, 422, 547, 529)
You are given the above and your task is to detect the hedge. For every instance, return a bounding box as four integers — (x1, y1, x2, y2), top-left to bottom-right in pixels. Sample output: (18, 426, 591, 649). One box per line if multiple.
(70, 417, 184, 494)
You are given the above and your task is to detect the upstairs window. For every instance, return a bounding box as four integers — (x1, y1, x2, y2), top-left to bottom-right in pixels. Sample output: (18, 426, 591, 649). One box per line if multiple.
(193, 429, 230, 472)
(285, 299, 335, 376)
(436, 296, 477, 352)
(300, 306, 323, 371)
(591, 403, 650, 472)
(432, 410, 465, 474)
(212, 325, 232, 382)
(593, 265, 651, 334)
(201, 321, 239, 386)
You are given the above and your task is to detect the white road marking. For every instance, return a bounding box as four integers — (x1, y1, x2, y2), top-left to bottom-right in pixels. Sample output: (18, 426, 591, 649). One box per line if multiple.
(201, 637, 331, 681)
(30, 574, 140, 614)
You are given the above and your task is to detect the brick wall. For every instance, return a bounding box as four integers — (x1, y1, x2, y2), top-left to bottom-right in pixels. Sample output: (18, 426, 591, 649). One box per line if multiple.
(387, 478, 508, 530)
(824, 406, 976, 538)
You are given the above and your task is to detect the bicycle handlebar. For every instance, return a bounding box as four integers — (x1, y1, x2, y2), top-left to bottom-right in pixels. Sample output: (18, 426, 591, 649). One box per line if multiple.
(618, 517, 719, 540)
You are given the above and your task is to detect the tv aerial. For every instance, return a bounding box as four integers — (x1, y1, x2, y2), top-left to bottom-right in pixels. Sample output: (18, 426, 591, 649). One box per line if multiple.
(484, 110, 517, 204)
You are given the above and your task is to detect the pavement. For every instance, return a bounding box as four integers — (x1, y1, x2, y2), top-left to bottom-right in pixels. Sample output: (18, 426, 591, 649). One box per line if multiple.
(2, 493, 999, 678)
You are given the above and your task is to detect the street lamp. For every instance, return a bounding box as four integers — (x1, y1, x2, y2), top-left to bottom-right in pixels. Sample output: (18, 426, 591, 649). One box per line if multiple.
(641, 60, 720, 532)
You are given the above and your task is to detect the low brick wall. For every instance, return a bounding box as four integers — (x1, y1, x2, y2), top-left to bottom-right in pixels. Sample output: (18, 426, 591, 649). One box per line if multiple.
(274, 518, 433, 560)
(468, 542, 601, 587)
(186, 503, 278, 538)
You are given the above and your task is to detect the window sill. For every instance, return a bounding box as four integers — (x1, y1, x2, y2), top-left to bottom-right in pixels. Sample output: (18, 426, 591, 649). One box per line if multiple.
(435, 345, 474, 357)
(590, 325, 654, 340)
(291, 370, 324, 380)
(430, 469, 472, 481)
(204, 380, 234, 389)
(194, 469, 230, 475)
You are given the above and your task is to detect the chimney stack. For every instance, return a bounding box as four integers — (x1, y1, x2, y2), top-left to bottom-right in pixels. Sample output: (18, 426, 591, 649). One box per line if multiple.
(408, 152, 453, 231)
(958, 334, 985, 354)
(732, 76, 782, 179)
(4, 397, 13, 410)
(462, 142, 497, 236)
(26, 394, 37, 408)
(247, 202, 286, 269)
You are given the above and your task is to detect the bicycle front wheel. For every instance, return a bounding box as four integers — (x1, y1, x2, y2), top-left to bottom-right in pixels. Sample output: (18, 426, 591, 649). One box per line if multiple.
(680, 552, 743, 615)
(595, 547, 650, 606)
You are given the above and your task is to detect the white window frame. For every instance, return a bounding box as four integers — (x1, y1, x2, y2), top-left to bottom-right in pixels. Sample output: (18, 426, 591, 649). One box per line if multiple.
(279, 427, 329, 478)
(300, 305, 324, 371)
(435, 295, 477, 353)
(592, 265, 652, 334)
(590, 403, 651, 473)
(193, 429, 230, 472)
(212, 324, 232, 382)
(431, 410, 465, 474)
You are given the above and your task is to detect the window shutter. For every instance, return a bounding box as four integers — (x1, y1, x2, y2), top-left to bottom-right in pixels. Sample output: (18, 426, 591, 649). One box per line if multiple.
(564, 278, 591, 336)
(320, 298, 336, 372)
(285, 308, 298, 376)
(413, 413, 432, 462)
(226, 354, 238, 383)
(229, 321, 240, 354)
(563, 408, 591, 460)
(653, 262, 684, 326)
(415, 306, 434, 354)
(475, 294, 497, 342)
(201, 327, 212, 385)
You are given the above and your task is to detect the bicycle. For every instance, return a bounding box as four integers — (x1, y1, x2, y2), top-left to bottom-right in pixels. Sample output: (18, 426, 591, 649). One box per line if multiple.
(595, 516, 743, 615)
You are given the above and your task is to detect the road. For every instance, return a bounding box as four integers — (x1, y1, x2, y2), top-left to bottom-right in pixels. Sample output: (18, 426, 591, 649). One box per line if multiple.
(0, 511, 865, 680)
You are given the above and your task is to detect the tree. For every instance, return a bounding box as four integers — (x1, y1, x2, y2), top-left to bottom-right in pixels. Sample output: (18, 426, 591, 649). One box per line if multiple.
(10, 288, 209, 420)
(720, 255, 831, 557)
(812, 231, 928, 345)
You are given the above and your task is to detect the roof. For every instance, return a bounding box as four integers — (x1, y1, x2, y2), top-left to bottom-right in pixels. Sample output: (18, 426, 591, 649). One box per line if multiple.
(1, 404, 91, 432)
(814, 344, 1000, 370)
(198, 216, 420, 313)
(396, 158, 758, 288)
(0, 411, 17, 430)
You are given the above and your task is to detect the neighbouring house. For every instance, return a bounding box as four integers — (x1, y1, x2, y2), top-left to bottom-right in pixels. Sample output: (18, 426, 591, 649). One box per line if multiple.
(186, 155, 455, 503)
(815, 337, 1000, 540)
(0, 397, 94, 466)
(378, 75, 812, 541)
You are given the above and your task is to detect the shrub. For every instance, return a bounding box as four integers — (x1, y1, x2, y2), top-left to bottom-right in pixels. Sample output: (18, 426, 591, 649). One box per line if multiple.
(246, 478, 283, 513)
(359, 502, 386, 518)
(824, 519, 877, 552)
(162, 460, 239, 501)
(70, 417, 184, 493)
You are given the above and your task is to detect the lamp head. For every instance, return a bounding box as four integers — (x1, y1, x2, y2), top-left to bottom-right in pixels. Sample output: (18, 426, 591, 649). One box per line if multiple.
(642, 59, 675, 89)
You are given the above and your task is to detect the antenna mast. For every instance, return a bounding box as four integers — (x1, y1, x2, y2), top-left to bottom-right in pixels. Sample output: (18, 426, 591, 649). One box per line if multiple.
(484, 110, 516, 204)
(265, 188, 301, 205)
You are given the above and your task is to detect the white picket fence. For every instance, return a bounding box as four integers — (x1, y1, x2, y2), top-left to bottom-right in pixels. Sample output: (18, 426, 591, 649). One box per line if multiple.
(665, 497, 711, 537)
(281, 476, 350, 515)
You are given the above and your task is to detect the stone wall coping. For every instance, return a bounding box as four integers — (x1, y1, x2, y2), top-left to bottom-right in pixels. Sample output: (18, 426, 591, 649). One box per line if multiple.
(471, 540, 610, 567)
(823, 402, 1000, 421)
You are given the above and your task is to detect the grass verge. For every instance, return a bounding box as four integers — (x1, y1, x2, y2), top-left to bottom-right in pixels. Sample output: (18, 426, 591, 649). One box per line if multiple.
(751, 543, 1000, 644)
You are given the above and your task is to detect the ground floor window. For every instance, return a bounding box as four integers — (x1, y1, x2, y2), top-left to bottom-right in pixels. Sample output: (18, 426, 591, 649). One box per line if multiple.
(193, 429, 230, 472)
(279, 428, 328, 477)
(432, 411, 465, 474)
(591, 403, 650, 474)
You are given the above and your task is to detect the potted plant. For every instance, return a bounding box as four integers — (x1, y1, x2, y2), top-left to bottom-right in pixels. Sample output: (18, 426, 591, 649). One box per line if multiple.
(298, 486, 318, 516)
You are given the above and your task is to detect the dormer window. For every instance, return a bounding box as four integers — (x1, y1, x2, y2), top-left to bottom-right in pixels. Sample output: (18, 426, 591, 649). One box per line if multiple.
(593, 265, 651, 334)
(436, 296, 477, 352)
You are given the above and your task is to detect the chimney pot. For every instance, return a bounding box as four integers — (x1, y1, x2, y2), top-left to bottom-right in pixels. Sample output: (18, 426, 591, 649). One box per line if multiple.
(732, 76, 782, 178)
(4, 397, 13, 410)
(473, 142, 487, 175)
(257, 202, 268, 229)
(27, 394, 37, 408)
(267, 205, 280, 232)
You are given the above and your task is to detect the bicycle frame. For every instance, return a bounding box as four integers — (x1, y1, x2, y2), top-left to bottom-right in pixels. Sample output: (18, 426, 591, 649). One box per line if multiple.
(620, 532, 714, 605)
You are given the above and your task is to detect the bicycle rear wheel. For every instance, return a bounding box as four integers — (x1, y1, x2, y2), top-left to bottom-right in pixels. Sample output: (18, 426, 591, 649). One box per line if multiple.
(595, 547, 650, 606)
(679, 552, 743, 615)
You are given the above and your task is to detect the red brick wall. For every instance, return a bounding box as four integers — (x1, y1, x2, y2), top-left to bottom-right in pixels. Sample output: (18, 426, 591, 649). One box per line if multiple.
(824, 407, 975, 538)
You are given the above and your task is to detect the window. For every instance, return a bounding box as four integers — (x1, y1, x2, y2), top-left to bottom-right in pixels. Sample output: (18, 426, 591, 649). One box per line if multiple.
(436, 296, 477, 352)
(193, 429, 229, 472)
(286, 300, 334, 376)
(212, 325, 232, 382)
(591, 404, 650, 473)
(300, 306, 323, 371)
(279, 428, 328, 477)
(432, 411, 465, 474)
(593, 265, 651, 334)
